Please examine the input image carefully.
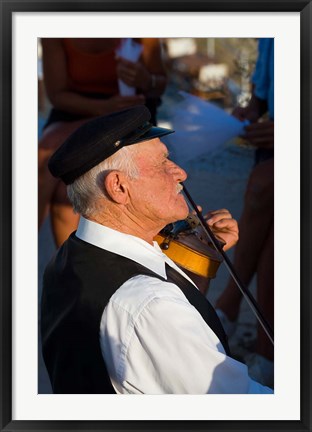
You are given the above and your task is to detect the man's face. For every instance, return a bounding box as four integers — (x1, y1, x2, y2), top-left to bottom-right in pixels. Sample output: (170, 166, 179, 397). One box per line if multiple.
(128, 138, 189, 230)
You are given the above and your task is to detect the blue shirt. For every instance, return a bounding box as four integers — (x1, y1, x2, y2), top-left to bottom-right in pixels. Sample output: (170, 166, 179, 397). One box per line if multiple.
(252, 38, 274, 119)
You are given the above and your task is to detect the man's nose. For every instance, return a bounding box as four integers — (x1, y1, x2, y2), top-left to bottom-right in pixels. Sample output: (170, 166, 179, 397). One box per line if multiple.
(172, 161, 187, 182)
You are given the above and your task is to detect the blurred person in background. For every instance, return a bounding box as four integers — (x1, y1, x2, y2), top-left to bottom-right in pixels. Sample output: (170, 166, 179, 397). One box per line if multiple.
(38, 38, 167, 247)
(215, 38, 274, 387)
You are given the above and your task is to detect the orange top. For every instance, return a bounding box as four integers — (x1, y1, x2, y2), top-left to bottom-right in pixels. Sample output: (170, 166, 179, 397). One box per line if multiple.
(62, 39, 119, 95)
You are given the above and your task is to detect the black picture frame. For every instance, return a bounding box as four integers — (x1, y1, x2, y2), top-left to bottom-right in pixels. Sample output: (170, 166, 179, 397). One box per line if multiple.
(1, 1, 311, 431)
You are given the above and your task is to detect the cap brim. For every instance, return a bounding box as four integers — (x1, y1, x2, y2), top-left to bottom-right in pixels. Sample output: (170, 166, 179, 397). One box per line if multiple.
(131, 125, 174, 144)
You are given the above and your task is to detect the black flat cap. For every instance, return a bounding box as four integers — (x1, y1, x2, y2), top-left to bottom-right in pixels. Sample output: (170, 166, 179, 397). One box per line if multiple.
(48, 105, 174, 185)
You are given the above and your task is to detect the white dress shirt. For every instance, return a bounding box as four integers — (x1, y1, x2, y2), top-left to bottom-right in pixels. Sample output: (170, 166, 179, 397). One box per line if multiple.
(76, 217, 273, 394)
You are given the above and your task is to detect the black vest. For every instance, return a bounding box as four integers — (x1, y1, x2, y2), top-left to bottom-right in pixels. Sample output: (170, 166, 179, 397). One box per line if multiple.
(41, 233, 230, 394)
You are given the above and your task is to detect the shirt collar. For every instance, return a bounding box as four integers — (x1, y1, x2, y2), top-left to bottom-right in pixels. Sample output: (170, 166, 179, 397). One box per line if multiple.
(76, 217, 197, 286)
(76, 217, 167, 279)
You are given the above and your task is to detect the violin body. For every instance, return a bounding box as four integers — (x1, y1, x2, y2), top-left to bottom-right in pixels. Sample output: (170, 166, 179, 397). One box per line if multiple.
(155, 214, 223, 281)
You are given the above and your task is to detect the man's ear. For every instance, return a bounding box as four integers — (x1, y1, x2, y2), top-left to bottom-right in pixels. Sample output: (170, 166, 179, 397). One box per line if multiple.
(104, 171, 130, 204)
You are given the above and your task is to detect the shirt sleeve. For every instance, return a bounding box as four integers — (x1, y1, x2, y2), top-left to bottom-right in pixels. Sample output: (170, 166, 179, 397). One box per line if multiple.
(100, 276, 273, 394)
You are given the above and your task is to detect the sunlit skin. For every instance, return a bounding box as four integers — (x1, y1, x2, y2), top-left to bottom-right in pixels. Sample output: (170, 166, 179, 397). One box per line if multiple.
(127, 139, 189, 234)
(89, 138, 239, 248)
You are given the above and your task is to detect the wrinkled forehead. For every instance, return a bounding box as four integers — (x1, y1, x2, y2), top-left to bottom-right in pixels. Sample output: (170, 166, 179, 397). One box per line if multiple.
(127, 139, 168, 171)
(133, 137, 168, 155)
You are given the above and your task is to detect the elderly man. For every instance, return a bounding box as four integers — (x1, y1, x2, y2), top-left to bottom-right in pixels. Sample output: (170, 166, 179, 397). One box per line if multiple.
(41, 105, 273, 394)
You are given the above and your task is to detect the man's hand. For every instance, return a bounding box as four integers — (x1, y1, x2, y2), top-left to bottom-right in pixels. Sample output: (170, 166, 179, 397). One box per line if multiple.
(232, 93, 267, 123)
(116, 57, 151, 92)
(204, 209, 239, 252)
(242, 120, 274, 149)
(232, 105, 260, 123)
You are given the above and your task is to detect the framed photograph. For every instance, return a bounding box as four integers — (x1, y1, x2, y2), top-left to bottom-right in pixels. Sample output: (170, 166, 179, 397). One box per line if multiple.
(1, 1, 311, 431)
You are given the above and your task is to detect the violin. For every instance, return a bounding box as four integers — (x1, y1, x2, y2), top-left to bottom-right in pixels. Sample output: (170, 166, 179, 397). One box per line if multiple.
(155, 213, 223, 279)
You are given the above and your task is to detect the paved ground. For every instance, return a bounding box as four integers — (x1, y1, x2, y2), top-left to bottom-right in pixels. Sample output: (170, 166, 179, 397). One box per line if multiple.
(38, 89, 260, 393)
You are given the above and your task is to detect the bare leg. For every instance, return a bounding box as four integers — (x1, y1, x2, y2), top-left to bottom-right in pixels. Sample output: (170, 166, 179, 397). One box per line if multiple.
(38, 118, 90, 242)
(50, 180, 80, 247)
(215, 158, 274, 322)
(255, 221, 274, 361)
(38, 123, 67, 229)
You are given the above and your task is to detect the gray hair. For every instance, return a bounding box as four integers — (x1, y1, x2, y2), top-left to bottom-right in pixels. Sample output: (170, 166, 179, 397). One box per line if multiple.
(67, 146, 139, 217)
